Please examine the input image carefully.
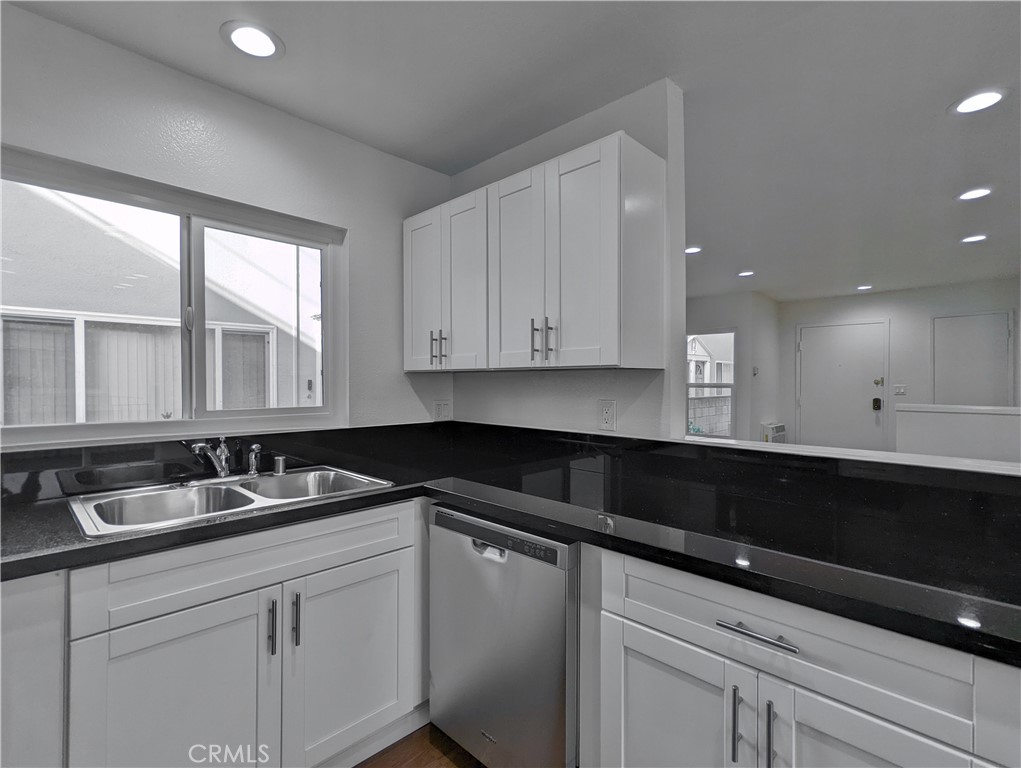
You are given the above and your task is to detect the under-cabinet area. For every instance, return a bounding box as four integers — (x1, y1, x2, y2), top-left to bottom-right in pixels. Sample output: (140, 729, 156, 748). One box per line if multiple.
(403, 132, 665, 372)
(580, 547, 1021, 768)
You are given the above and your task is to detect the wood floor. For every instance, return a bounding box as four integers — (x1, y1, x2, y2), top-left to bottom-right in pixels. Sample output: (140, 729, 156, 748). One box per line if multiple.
(355, 725, 482, 768)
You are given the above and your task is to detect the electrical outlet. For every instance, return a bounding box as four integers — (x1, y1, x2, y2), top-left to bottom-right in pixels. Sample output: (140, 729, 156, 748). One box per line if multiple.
(598, 399, 617, 431)
(433, 399, 452, 421)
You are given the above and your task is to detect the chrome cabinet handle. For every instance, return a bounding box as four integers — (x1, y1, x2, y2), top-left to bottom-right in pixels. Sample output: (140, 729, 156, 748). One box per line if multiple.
(293, 592, 302, 647)
(766, 700, 776, 768)
(716, 620, 800, 655)
(268, 599, 277, 656)
(439, 329, 448, 361)
(530, 318, 541, 361)
(731, 685, 742, 762)
(429, 330, 438, 364)
(543, 316, 554, 361)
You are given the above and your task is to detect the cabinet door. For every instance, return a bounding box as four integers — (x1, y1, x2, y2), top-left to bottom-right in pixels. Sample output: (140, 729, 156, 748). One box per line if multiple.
(487, 166, 546, 368)
(545, 135, 621, 367)
(600, 614, 757, 768)
(69, 586, 282, 768)
(759, 675, 970, 768)
(1, 572, 66, 768)
(443, 189, 488, 370)
(403, 206, 443, 370)
(282, 547, 416, 767)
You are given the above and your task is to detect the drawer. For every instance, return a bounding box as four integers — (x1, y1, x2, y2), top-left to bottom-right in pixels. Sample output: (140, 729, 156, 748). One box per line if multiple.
(70, 500, 418, 639)
(601, 551, 976, 752)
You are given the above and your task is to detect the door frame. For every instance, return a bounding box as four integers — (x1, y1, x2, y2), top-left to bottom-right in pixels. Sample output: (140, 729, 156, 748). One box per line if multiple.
(795, 319, 891, 450)
(931, 309, 1016, 407)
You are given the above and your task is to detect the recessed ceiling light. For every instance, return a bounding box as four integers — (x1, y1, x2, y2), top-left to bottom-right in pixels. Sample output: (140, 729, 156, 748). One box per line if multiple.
(954, 91, 1005, 113)
(737, 270, 754, 277)
(220, 21, 285, 59)
(961, 235, 987, 243)
(958, 188, 991, 201)
(685, 246, 702, 254)
(857, 285, 872, 291)
(735, 557, 750, 567)
(957, 616, 981, 629)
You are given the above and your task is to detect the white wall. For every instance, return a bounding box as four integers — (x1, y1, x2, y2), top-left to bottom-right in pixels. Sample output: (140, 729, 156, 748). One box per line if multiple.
(1, 5, 453, 431)
(777, 277, 1020, 446)
(450, 79, 686, 438)
(687, 291, 780, 441)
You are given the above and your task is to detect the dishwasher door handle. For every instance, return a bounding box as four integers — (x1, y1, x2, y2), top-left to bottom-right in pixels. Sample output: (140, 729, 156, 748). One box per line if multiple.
(471, 538, 508, 562)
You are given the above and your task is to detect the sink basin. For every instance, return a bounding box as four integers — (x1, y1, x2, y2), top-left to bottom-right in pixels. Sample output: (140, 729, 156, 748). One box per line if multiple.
(92, 485, 254, 527)
(67, 465, 393, 538)
(240, 468, 391, 499)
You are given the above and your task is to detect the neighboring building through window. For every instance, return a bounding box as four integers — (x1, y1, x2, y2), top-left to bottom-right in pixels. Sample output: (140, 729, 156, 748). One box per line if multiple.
(686, 332, 735, 437)
(1, 177, 328, 430)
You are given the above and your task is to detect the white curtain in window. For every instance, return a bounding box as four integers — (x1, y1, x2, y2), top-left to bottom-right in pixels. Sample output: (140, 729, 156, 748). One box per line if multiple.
(84, 322, 181, 422)
(2, 318, 75, 425)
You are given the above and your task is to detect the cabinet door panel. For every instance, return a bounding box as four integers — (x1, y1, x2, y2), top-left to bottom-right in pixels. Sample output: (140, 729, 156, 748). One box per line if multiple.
(69, 586, 281, 768)
(488, 168, 545, 368)
(758, 676, 971, 768)
(601, 613, 755, 768)
(444, 189, 487, 370)
(545, 136, 620, 367)
(404, 208, 442, 370)
(282, 548, 415, 767)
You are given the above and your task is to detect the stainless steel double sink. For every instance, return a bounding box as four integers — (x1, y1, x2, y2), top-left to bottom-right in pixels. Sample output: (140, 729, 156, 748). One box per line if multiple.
(67, 466, 393, 538)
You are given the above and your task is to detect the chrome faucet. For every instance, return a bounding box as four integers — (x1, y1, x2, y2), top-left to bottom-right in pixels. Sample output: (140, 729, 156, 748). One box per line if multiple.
(191, 437, 231, 477)
(248, 444, 262, 476)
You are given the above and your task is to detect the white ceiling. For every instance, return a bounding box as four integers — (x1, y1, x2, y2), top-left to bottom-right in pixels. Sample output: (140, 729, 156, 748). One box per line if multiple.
(13, 1, 1021, 301)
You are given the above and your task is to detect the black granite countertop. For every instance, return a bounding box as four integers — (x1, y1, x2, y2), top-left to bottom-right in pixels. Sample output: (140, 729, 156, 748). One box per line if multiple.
(3, 422, 1020, 664)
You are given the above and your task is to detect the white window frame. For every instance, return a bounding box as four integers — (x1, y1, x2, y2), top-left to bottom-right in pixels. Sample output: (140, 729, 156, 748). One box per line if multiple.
(685, 330, 736, 438)
(1, 146, 349, 449)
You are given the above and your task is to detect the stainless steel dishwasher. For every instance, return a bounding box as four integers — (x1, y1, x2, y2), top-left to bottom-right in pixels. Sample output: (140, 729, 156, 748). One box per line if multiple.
(429, 506, 578, 768)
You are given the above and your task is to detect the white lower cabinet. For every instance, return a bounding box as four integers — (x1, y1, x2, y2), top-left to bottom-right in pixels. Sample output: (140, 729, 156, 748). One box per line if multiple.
(758, 675, 970, 768)
(70, 587, 281, 768)
(588, 547, 1019, 768)
(282, 548, 416, 767)
(599, 613, 757, 767)
(67, 501, 424, 768)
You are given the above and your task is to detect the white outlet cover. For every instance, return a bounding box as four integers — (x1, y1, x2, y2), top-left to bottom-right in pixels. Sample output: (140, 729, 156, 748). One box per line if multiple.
(598, 399, 617, 431)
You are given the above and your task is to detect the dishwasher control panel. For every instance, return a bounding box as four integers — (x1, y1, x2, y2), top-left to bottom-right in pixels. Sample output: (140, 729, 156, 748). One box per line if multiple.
(433, 508, 573, 569)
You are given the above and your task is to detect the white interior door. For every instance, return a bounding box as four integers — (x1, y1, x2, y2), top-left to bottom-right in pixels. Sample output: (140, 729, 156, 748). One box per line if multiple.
(487, 167, 546, 368)
(444, 189, 487, 370)
(545, 135, 620, 367)
(797, 321, 889, 450)
(403, 207, 442, 370)
(933, 312, 1013, 406)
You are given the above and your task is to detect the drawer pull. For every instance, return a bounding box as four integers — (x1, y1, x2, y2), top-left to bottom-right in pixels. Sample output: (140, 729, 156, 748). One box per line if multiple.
(268, 599, 277, 656)
(716, 620, 800, 655)
(730, 685, 742, 762)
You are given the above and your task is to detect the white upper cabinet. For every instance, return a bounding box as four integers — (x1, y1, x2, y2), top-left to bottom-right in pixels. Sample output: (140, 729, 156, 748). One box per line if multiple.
(487, 167, 547, 368)
(404, 132, 665, 372)
(403, 190, 488, 371)
(500, 132, 665, 369)
(403, 207, 443, 371)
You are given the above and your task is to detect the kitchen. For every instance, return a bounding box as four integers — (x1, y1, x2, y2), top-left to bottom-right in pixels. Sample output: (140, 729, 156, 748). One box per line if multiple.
(2, 2, 1019, 768)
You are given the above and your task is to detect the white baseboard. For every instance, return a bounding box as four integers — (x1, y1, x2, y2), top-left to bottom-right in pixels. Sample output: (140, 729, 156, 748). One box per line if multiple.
(314, 705, 430, 768)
